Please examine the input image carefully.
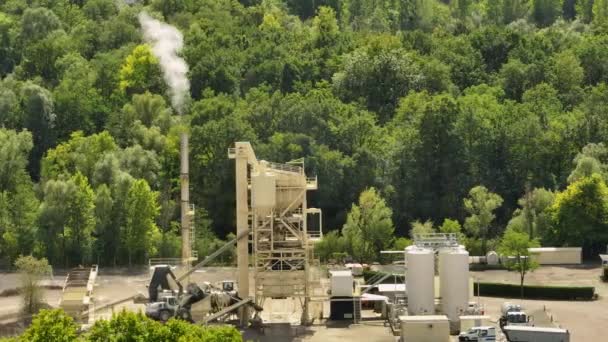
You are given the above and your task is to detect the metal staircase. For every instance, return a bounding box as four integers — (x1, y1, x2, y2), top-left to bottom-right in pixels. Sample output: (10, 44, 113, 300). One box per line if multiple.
(361, 273, 393, 295)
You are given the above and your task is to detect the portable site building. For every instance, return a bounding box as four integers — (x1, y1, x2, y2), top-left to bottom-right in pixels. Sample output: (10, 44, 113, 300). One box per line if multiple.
(399, 315, 450, 342)
(528, 247, 582, 265)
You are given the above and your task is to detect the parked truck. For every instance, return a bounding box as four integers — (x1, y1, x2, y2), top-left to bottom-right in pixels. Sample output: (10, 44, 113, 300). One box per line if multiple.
(503, 326, 569, 342)
(500, 302, 533, 328)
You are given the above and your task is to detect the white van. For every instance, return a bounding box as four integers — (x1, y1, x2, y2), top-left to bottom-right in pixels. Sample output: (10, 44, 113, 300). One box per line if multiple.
(458, 326, 496, 342)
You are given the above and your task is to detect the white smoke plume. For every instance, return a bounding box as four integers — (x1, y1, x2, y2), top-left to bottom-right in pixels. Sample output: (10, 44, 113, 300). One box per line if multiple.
(138, 12, 190, 114)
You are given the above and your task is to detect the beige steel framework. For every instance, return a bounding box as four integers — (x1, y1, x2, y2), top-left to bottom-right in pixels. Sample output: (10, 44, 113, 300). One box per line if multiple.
(229, 142, 321, 325)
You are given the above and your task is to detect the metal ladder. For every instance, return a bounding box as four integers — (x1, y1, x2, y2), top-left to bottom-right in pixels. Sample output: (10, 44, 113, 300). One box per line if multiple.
(352, 297, 361, 324)
(189, 204, 198, 259)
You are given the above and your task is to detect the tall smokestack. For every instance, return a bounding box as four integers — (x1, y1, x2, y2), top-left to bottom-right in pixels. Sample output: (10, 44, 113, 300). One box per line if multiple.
(139, 12, 192, 265)
(180, 133, 190, 263)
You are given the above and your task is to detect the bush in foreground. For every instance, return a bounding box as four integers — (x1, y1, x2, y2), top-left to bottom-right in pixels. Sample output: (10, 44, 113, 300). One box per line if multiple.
(18, 309, 78, 342)
(87, 311, 241, 342)
(4, 309, 242, 342)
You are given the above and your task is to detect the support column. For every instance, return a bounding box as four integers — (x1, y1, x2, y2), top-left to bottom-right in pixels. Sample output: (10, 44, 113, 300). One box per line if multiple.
(235, 144, 249, 326)
(301, 172, 310, 325)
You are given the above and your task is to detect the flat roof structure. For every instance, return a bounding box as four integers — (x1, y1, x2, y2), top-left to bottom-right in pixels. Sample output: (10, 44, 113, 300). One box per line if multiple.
(399, 315, 449, 322)
(503, 326, 569, 333)
(528, 247, 581, 252)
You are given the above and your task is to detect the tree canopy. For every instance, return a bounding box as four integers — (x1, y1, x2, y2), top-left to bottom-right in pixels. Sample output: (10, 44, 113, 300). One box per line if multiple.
(4, 0, 608, 267)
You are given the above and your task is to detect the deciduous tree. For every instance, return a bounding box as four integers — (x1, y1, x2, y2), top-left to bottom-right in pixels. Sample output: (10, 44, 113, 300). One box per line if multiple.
(0, 12, 16, 76)
(532, 0, 562, 27)
(507, 187, 555, 239)
(498, 228, 540, 299)
(333, 45, 423, 123)
(21, 83, 55, 178)
(14, 256, 52, 315)
(464, 186, 503, 254)
(123, 179, 160, 266)
(119, 44, 164, 97)
(67, 172, 95, 265)
(548, 174, 608, 252)
(343, 188, 395, 262)
(53, 54, 107, 138)
(593, 0, 608, 29)
(577, 0, 595, 22)
(409, 219, 434, 238)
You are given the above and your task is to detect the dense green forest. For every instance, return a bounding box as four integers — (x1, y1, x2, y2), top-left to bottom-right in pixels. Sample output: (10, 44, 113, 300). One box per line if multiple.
(2, 0, 608, 267)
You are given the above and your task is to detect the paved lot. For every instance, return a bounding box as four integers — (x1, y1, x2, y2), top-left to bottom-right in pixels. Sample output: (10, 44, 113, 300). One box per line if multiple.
(243, 321, 397, 342)
(472, 265, 608, 342)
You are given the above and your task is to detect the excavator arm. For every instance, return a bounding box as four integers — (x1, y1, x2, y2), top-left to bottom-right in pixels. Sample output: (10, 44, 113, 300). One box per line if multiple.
(148, 266, 183, 302)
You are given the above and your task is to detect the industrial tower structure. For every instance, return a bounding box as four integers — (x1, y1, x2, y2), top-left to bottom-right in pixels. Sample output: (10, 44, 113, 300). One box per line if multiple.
(229, 142, 322, 324)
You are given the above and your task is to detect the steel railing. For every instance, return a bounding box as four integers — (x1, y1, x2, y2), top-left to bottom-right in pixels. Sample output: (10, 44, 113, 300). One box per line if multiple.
(413, 233, 459, 248)
(267, 161, 302, 174)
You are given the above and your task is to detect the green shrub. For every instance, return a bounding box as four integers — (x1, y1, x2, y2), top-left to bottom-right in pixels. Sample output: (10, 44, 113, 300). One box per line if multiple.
(86, 311, 163, 342)
(9, 309, 242, 342)
(86, 310, 242, 342)
(473, 282, 595, 300)
(19, 309, 78, 342)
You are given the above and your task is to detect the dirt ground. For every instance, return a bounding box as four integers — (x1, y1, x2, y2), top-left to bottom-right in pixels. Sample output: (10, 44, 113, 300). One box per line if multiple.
(0, 272, 63, 323)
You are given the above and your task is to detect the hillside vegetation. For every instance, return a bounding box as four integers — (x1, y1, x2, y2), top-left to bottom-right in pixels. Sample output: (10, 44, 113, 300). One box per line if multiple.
(2, 0, 608, 266)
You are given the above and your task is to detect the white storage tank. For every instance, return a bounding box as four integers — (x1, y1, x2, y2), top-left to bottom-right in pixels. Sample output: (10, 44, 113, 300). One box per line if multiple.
(406, 246, 434, 315)
(439, 246, 469, 333)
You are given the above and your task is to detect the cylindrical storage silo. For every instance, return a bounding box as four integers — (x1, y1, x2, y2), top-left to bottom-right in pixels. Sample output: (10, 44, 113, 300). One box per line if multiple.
(273, 170, 305, 212)
(406, 246, 435, 316)
(251, 162, 276, 217)
(439, 247, 469, 333)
